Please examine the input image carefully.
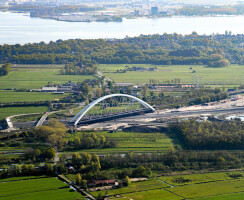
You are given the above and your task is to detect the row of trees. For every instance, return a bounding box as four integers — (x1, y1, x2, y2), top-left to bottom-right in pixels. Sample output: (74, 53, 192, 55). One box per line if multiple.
(60, 63, 97, 75)
(69, 132, 117, 150)
(0, 163, 56, 179)
(3, 33, 244, 66)
(99, 150, 244, 172)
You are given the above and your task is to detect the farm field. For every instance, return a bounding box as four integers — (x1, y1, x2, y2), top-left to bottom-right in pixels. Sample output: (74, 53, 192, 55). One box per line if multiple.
(91, 179, 169, 197)
(158, 171, 244, 186)
(0, 176, 84, 200)
(110, 189, 182, 200)
(195, 192, 244, 200)
(65, 131, 181, 153)
(0, 106, 48, 120)
(0, 64, 94, 89)
(97, 64, 244, 85)
(0, 175, 48, 182)
(0, 90, 68, 103)
(168, 177, 244, 199)
(94, 171, 244, 200)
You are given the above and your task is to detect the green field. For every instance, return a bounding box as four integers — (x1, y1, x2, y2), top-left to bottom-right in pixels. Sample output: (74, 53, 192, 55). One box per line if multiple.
(0, 177, 84, 200)
(97, 64, 244, 85)
(195, 192, 244, 200)
(65, 131, 181, 153)
(159, 171, 244, 186)
(0, 90, 68, 103)
(0, 176, 48, 182)
(94, 171, 244, 200)
(0, 64, 94, 89)
(91, 179, 169, 197)
(168, 178, 244, 199)
(0, 106, 48, 120)
(110, 189, 182, 200)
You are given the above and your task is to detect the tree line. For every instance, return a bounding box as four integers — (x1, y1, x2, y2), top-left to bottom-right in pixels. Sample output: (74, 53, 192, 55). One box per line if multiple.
(3, 33, 244, 66)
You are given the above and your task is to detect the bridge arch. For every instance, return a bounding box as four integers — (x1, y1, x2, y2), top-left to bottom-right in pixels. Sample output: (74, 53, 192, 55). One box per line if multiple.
(70, 94, 155, 125)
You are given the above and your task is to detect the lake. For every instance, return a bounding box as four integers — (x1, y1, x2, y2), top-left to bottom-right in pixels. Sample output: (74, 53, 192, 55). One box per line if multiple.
(1, 11, 244, 45)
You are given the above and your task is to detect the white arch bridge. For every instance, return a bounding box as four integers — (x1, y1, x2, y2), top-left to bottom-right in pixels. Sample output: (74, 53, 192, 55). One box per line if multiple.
(70, 94, 155, 125)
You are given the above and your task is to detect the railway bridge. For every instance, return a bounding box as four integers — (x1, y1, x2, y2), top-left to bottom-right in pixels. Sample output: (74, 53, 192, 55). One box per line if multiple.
(70, 94, 155, 126)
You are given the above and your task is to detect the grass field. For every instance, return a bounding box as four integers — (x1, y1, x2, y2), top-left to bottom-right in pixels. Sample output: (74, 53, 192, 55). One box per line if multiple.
(97, 64, 244, 85)
(0, 177, 84, 200)
(168, 178, 244, 199)
(65, 131, 181, 153)
(159, 171, 244, 186)
(0, 90, 68, 103)
(195, 192, 244, 200)
(0, 64, 94, 89)
(0, 176, 48, 182)
(110, 189, 183, 200)
(92, 171, 244, 200)
(0, 106, 48, 120)
(91, 179, 169, 197)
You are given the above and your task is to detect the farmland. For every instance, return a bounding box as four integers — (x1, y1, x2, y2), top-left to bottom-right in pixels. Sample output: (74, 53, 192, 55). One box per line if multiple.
(65, 131, 181, 153)
(0, 90, 68, 103)
(91, 179, 169, 197)
(158, 171, 244, 186)
(95, 171, 244, 200)
(111, 189, 183, 200)
(0, 176, 84, 200)
(0, 64, 94, 89)
(168, 178, 244, 199)
(97, 64, 244, 85)
(0, 106, 48, 120)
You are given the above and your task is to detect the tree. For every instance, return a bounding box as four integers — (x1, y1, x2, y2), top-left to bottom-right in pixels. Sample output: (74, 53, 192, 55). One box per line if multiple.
(125, 176, 131, 186)
(74, 137, 81, 148)
(72, 152, 82, 168)
(45, 163, 54, 173)
(0, 63, 11, 76)
(47, 134, 67, 149)
(133, 166, 147, 177)
(76, 173, 82, 185)
(94, 87, 103, 98)
(43, 148, 56, 160)
(91, 154, 101, 171)
(81, 152, 92, 165)
(141, 85, 149, 97)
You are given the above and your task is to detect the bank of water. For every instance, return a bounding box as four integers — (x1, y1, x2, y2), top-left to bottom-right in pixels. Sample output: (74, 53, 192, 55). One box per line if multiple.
(1, 11, 244, 44)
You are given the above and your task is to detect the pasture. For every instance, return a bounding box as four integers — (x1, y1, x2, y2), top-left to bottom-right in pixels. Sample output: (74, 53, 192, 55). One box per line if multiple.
(91, 179, 168, 197)
(0, 177, 84, 200)
(97, 64, 244, 85)
(168, 178, 244, 199)
(0, 106, 48, 120)
(112, 189, 183, 200)
(159, 171, 244, 186)
(94, 171, 244, 200)
(0, 90, 68, 103)
(0, 64, 94, 89)
(194, 192, 244, 200)
(65, 131, 181, 153)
